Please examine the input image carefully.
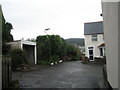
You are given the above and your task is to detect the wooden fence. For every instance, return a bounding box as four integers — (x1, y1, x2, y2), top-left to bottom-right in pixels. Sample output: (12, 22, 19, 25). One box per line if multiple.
(2, 57, 12, 89)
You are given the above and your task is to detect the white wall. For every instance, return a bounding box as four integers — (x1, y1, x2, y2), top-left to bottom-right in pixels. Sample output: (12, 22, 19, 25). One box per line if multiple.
(0, 5, 2, 90)
(85, 34, 104, 58)
(7, 42, 21, 49)
(102, 0, 119, 88)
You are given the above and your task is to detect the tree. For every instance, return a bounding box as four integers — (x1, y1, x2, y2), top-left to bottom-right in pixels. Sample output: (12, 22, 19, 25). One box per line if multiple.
(2, 22, 13, 42)
(36, 35, 65, 63)
(66, 43, 81, 61)
(49, 35, 63, 56)
(36, 35, 51, 62)
(59, 38, 67, 60)
(36, 34, 81, 64)
(2, 22, 14, 55)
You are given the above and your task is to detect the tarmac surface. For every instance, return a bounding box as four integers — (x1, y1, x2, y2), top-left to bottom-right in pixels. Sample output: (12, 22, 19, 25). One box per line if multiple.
(12, 61, 103, 88)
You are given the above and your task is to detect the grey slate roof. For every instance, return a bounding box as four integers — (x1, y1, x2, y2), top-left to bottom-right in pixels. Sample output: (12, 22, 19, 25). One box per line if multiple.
(84, 21, 103, 35)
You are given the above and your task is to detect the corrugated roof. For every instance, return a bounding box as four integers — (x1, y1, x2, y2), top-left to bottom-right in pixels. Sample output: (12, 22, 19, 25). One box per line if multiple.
(84, 21, 103, 35)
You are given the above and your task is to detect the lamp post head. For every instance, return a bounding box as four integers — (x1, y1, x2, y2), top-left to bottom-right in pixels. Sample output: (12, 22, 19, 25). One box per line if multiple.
(100, 14, 103, 17)
(45, 28, 50, 31)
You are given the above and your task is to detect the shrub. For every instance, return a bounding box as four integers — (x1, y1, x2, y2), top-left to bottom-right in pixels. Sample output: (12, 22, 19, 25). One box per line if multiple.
(2, 43, 11, 55)
(49, 55, 60, 63)
(36, 35, 51, 61)
(10, 49, 27, 69)
(66, 44, 81, 61)
(37, 60, 50, 65)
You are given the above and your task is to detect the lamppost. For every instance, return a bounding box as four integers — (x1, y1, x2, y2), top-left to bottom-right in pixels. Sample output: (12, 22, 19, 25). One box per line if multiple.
(44, 28, 50, 35)
(44, 28, 54, 65)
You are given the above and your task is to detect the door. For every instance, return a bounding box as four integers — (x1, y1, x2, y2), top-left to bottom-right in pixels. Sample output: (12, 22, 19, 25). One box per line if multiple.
(88, 47, 94, 60)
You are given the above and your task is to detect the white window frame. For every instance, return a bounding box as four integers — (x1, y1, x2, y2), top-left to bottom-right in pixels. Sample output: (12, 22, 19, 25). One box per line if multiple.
(87, 45, 95, 61)
(92, 34, 98, 41)
(99, 47, 105, 56)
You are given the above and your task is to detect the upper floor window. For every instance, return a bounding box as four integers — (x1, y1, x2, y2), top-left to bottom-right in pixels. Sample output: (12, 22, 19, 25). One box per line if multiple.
(88, 47, 93, 49)
(92, 34, 97, 41)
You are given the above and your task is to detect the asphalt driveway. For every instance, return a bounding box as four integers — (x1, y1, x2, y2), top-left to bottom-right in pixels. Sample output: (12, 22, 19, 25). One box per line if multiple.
(12, 61, 103, 88)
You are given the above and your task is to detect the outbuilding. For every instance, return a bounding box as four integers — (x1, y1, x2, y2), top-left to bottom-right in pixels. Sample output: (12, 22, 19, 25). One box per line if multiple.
(7, 40, 37, 65)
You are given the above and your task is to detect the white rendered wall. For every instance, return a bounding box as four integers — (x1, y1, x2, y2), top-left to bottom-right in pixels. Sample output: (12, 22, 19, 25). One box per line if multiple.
(102, 0, 119, 88)
(7, 42, 21, 49)
(85, 34, 104, 58)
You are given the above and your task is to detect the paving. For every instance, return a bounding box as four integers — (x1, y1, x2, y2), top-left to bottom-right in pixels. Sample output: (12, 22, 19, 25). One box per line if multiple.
(12, 61, 103, 88)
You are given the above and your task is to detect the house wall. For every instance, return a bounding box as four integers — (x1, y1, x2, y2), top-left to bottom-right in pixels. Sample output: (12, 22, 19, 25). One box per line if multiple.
(0, 5, 2, 90)
(102, 0, 119, 88)
(85, 34, 104, 58)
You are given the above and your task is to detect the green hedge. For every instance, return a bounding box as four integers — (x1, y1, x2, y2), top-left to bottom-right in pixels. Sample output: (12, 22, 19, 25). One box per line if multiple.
(49, 55, 60, 63)
(36, 35, 81, 64)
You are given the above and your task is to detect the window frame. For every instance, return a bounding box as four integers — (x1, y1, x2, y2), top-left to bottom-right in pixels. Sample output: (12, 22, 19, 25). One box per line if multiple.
(92, 34, 98, 41)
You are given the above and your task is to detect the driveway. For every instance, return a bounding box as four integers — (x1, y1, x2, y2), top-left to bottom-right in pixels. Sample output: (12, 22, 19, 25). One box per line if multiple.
(12, 61, 103, 88)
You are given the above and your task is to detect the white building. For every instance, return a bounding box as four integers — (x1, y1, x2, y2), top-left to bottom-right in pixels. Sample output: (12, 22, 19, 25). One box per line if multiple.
(84, 21, 105, 61)
(7, 40, 37, 65)
(102, 0, 120, 89)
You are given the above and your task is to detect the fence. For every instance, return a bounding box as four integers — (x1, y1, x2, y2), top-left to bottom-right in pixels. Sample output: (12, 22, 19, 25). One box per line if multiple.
(2, 57, 12, 89)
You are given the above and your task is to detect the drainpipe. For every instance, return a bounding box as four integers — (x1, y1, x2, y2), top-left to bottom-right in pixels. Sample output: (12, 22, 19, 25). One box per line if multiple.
(34, 46, 37, 64)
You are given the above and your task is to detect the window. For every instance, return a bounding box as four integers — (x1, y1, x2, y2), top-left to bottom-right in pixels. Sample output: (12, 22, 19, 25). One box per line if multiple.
(100, 48, 103, 56)
(88, 47, 94, 60)
(88, 47, 93, 49)
(92, 34, 98, 41)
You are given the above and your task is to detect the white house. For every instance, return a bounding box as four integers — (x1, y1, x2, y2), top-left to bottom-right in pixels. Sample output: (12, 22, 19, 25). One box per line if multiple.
(102, 0, 120, 88)
(7, 40, 37, 65)
(84, 21, 105, 61)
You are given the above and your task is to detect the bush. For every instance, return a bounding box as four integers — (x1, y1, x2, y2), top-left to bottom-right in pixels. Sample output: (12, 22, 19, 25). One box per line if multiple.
(66, 44, 81, 61)
(2, 43, 11, 55)
(36, 35, 65, 62)
(37, 60, 50, 65)
(36, 35, 82, 63)
(49, 55, 60, 63)
(10, 49, 27, 69)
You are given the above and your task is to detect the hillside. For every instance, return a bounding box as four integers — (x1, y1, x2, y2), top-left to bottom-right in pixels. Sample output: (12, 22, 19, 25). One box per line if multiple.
(65, 38, 85, 46)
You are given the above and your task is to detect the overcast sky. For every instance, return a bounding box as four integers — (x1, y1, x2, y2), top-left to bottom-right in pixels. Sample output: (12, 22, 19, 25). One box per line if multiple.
(1, 0, 102, 40)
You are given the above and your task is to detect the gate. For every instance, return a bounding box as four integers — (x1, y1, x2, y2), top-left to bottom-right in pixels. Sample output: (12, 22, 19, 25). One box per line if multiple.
(2, 57, 12, 89)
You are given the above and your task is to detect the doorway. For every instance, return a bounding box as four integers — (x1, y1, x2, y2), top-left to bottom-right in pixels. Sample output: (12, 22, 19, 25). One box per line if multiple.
(88, 47, 94, 61)
(23, 44, 35, 65)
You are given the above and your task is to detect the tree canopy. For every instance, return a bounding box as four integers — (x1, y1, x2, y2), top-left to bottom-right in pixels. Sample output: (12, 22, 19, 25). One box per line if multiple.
(2, 22, 14, 42)
(2, 22, 14, 55)
(36, 35, 81, 64)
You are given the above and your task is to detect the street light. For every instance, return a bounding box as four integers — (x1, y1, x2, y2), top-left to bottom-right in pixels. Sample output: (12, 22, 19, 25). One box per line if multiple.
(44, 28, 53, 65)
(44, 28, 50, 35)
